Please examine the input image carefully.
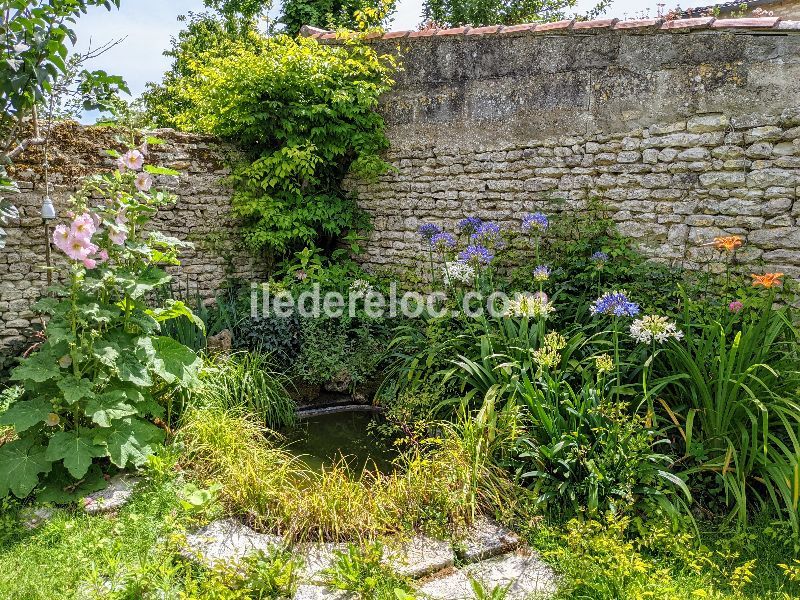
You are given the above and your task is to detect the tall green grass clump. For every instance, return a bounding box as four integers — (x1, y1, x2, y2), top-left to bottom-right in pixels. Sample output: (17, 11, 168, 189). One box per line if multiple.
(177, 405, 513, 542)
(196, 352, 297, 429)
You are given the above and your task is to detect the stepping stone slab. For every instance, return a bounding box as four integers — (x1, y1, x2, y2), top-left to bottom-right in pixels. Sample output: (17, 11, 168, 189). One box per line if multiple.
(418, 552, 557, 600)
(20, 507, 54, 530)
(294, 584, 355, 600)
(298, 543, 348, 581)
(456, 517, 520, 562)
(383, 535, 455, 578)
(183, 518, 283, 567)
(83, 475, 140, 515)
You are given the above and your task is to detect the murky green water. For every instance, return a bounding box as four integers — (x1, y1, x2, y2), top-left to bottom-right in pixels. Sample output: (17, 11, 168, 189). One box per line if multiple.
(283, 409, 397, 473)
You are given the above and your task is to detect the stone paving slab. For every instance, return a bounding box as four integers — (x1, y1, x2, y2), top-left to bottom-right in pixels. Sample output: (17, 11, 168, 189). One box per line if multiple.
(83, 475, 140, 515)
(298, 542, 348, 581)
(183, 518, 283, 567)
(418, 552, 557, 599)
(383, 535, 455, 579)
(456, 517, 521, 562)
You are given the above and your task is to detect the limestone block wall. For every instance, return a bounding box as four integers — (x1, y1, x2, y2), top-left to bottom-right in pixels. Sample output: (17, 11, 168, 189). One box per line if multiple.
(0, 123, 265, 354)
(338, 19, 800, 278)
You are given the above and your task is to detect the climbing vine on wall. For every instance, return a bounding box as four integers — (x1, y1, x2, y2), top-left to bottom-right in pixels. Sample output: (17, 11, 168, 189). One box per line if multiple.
(160, 34, 396, 262)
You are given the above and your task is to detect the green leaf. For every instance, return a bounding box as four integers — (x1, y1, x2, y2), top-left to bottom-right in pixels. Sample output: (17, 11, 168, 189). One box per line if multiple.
(57, 377, 95, 405)
(148, 300, 206, 333)
(116, 269, 171, 299)
(84, 392, 137, 427)
(10, 351, 60, 383)
(0, 437, 52, 499)
(140, 336, 201, 387)
(102, 418, 164, 469)
(0, 398, 52, 433)
(36, 463, 108, 505)
(143, 165, 180, 176)
(93, 340, 121, 367)
(117, 351, 152, 387)
(45, 430, 108, 480)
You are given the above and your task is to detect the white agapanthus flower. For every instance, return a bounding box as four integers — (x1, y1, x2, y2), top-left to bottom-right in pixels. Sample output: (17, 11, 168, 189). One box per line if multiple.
(629, 314, 684, 344)
(504, 292, 555, 319)
(349, 278, 374, 299)
(443, 261, 475, 286)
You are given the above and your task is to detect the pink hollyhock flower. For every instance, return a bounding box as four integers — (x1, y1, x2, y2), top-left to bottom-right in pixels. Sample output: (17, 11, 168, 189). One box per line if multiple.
(70, 213, 96, 240)
(121, 149, 144, 171)
(108, 226, 127, 246)
(98, 249, 109, 263)
(139, 140, 149, 157)
(729, 301, 744, 313)
(117, 156, 127, 173)
(83, 257, 97, 269)
(135, 172, 152, 192)
(52, 225, 71, 252)
(115, 208, 128, 227)
(65, 237, 97, 261)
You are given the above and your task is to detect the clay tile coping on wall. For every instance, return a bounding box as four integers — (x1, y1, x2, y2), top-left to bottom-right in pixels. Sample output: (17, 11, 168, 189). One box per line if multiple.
(437, 25, 471, 35)
(535, 19, 573, 32)
(300, 17, 800, 42)
(711, 16, 781, 28)
(613, 18, 663, 30)
(466, 25, 502, 35)
(572, 18, 618, 30)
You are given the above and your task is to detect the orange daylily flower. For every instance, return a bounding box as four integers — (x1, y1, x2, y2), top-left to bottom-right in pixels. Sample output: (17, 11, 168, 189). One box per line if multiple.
(713, 236, 743, 252)
(751, 273, 784, 288)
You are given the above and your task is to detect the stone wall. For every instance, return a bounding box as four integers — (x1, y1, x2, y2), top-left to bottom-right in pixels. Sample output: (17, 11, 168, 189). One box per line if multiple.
(342, 20, 800, 278)
(0, 122, 264, 354)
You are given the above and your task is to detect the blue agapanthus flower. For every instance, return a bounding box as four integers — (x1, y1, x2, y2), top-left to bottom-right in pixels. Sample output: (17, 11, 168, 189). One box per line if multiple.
(591, 251, 610, 263)
(457, 217, 483, 235)
(430, 231, 456, 249)
(591, 291, 640, 317)
(522, 212, 549, 232)
(418, 223, 442, 241)
(533, 265, 551, 282)
(458, 244, 494, 265)
(471, 221, 501, 244)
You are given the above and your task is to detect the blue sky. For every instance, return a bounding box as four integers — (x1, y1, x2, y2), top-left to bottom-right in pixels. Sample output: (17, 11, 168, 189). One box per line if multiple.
(72, 0, 661, 106)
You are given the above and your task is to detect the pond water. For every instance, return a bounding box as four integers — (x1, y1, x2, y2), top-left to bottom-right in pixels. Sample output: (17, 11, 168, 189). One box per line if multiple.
(283, 408, 397, 473)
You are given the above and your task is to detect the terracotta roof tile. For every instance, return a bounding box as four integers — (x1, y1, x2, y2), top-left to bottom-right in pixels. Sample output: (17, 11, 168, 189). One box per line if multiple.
(573, 18, 618, 30)
(436, 26, 470, 35)
(301, 18, 800, 42)
(408, 28, 438, 37)
(466, 25, 502, 35)
(613, 18, 663, 30)
(535, 19, 574, 32)
(497, 23, 536, 34)
(660, 16, 715, 30)
(711, 17, 781, 28)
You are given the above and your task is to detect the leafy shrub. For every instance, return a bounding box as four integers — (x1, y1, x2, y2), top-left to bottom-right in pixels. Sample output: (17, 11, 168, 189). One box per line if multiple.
(164, 34, 396, 260)
(195, 352, 297, 429)
(657, 289, 800, 532)
(0, 141, 202, 499)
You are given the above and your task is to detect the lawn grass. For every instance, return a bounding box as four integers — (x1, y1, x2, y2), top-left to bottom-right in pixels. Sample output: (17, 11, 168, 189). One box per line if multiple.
(1, 469, 799, 599)
(0, 478, 186, 599)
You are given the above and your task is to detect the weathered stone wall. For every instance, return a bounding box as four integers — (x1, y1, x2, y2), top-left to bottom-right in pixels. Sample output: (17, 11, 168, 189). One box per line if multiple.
(0, 122, 264, 354)
(345, 23, 800, 278)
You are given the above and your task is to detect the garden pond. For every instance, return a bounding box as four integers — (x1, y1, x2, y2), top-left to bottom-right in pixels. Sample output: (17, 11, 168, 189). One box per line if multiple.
(283, 405, 397, 473)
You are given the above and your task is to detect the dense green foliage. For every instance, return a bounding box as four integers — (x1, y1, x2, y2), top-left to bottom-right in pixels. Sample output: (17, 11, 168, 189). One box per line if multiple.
(0, 0, 128, 248)
(422, 0, 612, 27)
(0, 139, 202, 500)
(279, 0, 396, 36)
(146, 34, 395, 263)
